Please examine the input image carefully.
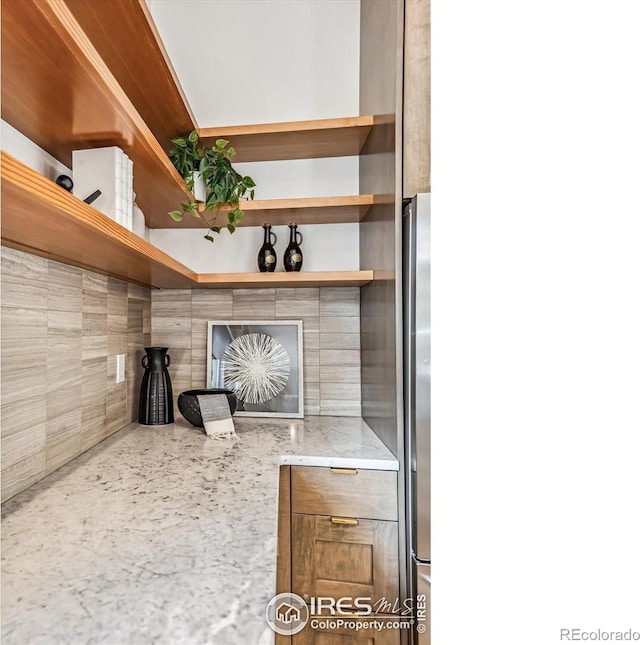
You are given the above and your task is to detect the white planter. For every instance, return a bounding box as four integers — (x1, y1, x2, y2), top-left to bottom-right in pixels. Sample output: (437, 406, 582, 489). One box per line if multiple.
(193, 171, 206, 202)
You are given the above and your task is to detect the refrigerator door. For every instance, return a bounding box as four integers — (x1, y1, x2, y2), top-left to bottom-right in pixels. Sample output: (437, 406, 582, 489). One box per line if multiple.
(404, 193, 431, 564)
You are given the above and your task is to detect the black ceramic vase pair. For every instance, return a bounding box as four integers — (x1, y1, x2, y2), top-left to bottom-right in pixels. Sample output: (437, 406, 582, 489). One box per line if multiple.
(257, 223, 303, 272)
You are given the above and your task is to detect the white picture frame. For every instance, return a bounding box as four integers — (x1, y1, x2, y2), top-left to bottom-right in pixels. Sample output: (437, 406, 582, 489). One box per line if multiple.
(206, 320, 304, 418)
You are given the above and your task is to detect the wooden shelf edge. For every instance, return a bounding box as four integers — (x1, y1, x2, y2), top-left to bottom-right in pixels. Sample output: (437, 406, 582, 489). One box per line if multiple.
(149, 194, 376, 229)
(1, 152, 195, 289)
(192, 271, 374, 289)
(198, 115, 377, 138)
(196, 115, 392, 163)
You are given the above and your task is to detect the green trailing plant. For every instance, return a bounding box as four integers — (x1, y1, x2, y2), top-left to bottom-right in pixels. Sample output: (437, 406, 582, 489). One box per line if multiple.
(168, 130, 256, 242)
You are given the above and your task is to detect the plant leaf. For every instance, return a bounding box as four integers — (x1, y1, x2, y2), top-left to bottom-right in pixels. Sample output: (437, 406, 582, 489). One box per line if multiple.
(168, 210, 183, 221)
(250, 189, 255, 200)
(227, 223, 236, 234)
(242, 176, 256, 188)
(204, 234, 214, 242)
(211, 226, 222, 234)
(188, 130, 198, 144)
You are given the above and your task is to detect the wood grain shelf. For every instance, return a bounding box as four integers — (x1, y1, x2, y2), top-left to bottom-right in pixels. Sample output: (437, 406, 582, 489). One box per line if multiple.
(197, 116, 383, 163)
(64, 0, 195, 152)
(1, 154, 373, 290)
(1, 152, 194, 289)
(1, 0, 192, 227)
(193, 271, 374, 289)
(148, 194, 376, 229)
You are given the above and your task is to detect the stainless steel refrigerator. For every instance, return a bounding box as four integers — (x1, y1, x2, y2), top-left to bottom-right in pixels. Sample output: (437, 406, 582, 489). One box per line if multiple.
(403, 193, 431, 644)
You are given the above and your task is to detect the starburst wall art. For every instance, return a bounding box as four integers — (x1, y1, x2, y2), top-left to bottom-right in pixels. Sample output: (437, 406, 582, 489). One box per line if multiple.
(206, 321, 304, 418)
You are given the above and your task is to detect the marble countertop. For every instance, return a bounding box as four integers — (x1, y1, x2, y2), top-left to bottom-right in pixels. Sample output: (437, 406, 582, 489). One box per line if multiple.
(1, 416, 397, 645)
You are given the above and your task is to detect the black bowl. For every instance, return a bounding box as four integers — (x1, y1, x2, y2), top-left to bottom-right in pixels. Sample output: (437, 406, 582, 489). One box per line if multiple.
(178, 389, 238, 427)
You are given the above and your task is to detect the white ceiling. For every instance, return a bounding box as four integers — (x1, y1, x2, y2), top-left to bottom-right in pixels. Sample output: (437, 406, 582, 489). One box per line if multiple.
(147, 0, 361, 128)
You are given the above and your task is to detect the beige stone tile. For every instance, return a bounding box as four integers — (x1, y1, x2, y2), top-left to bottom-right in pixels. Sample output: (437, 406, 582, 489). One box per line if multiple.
(1, 395, 47, 437)
(1, 307, 47, 340)
(232, 289, 275, 319)
(304, 381, 320, 416)
(319, 316, 360, 335)
(319, 332, 360, 351)
(303, 330, 319, 352)
(1, 278, 48, 310)
(127, 300, 143, 335)
(151, 289, 192, 318)
(319, 364, 361, 383)
(48, 262, 82, 311)
(320, 287, 360, 317)
(82, 272, 108, 313)
(81, 416, 108, 453)
(46, 353, 82, 415)
(192, 289, 233, 319)
(1, 336, 47, 371)
(275, 288, 319, 318)
(152, 317, 192, 334)
(319, 400, 361, 417)
(1, 247, 48, 282)
(107, 314, 127, 354)
(320, 349, 361, 367)
(1, 451, 46, 503)
(106, 385, 128, 432)
(48, 310, 82, 354)
(151, 331, 192, 350)
(82, 357, 107, 407)
(143, 301, 151, 334)
(46, 409, 82, 474)
(82, 334, 108, 360)
(1, 364, 47, 405)
(107, 278, 128, 316)
(128, 283, 151, 302)
(83, 312, 108, 336)
(2, 422, 46, 471)
(320, 381, 361, 401)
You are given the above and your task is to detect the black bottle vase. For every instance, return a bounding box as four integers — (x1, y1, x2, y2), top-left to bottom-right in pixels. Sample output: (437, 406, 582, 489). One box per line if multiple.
(138, 347, 174, 425)
(283, 223, 303, 272)
(257, 222, 277, 272)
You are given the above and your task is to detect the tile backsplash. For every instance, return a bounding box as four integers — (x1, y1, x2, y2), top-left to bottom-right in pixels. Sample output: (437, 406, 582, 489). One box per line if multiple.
(1, 247, 151, 502)
(1, 247, 362, 502)
(151, 287, 362, 418)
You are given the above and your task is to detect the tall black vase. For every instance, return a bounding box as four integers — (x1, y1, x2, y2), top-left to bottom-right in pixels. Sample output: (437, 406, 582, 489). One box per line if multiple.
(138, 347, 174, 425)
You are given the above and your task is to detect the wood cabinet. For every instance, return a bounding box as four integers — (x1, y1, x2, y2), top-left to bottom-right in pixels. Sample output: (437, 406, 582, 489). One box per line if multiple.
(277, 465, 401, 645)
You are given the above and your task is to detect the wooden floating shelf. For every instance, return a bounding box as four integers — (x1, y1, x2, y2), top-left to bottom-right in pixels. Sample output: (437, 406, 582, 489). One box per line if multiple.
(1, 0, 192, 226)
(64, 0, 196, 152)
(1, 152, 194, 289)
(193, 271, 374, 289)
(197, 116, 384, 163)
(1, 154, 373, 291)
(148, 194, 376, 229)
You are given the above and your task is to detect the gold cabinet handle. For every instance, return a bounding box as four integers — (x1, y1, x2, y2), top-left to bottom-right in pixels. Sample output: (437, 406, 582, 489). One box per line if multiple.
(330, 468, 358, 475)
(331, 516, 359, 526)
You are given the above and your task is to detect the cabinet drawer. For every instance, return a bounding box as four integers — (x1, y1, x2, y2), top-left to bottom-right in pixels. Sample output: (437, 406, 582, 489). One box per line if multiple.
(291, 466, 397, 521)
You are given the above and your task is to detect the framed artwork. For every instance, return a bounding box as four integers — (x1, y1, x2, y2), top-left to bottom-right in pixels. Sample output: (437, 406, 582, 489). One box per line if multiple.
(206, 320, 304, 418)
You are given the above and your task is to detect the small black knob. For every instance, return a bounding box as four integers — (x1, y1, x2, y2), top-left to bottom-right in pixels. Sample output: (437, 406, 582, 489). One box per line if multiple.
(55, 175, 73, 192)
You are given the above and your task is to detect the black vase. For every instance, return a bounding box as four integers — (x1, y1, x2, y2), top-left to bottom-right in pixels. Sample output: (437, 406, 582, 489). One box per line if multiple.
(257, 222, 277, 272)
(283, 222, 303, 272)
(138, 347, 174, 425)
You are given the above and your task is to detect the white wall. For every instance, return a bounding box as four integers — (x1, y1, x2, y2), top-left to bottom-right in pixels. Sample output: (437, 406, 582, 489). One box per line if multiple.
(150, 223, 359, 274)
(147, 0, 360, 126)
(146, 0, 362, 267)
(1, 120, 71, 180)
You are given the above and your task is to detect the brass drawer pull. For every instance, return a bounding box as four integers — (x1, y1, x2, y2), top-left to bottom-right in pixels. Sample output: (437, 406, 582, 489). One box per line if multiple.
(330, 467, 358, 475)
(331, 516, 359, 526)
